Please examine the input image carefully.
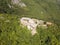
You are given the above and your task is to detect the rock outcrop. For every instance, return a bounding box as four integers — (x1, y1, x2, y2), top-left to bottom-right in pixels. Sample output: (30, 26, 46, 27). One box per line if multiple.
(11, 0, 26, 7)
(20, 17, 52, 35)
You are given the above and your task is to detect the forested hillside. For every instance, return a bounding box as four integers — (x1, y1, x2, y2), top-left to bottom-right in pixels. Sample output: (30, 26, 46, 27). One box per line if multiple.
(0, 0, 60, 45)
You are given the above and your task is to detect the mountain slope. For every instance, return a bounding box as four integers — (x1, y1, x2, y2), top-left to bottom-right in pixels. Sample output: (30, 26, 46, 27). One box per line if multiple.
(0, 0, 60, 45)
(21, 0, 60, 25)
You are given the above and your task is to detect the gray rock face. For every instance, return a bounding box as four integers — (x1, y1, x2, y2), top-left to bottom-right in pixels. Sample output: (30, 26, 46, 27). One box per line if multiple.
(11, 0, 26, 7)
(57, 0, 60, 4)
(12, 0, 21, 4)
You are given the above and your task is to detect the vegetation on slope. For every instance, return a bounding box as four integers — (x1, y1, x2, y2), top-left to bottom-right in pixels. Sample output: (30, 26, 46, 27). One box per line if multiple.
(22, 0, 60, 24)
(0, 14, 60, 45)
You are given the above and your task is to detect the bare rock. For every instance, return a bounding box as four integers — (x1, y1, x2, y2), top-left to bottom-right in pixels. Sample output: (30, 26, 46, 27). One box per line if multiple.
(20, 17, 53, 35)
